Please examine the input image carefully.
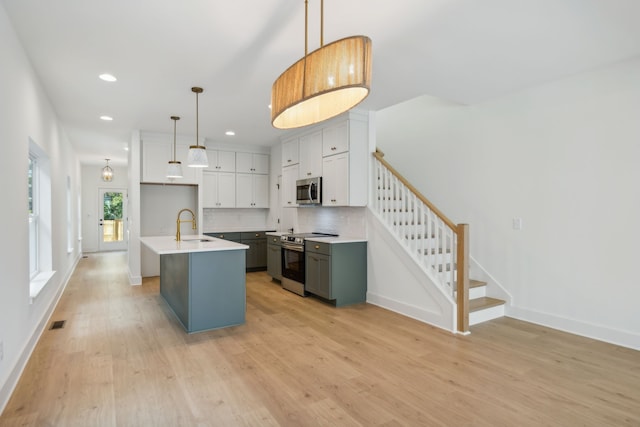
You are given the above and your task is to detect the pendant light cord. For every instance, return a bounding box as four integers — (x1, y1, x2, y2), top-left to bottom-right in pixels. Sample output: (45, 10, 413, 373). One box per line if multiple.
(195, 91, 199, 148)
(304, 0, 308, 56)
(173, 119, 177, 160)
(320, 0, 324, 47)
(304, 0, 324, 54)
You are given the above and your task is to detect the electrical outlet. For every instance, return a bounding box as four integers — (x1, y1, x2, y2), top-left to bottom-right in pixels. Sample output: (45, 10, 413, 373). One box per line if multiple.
(512, 218, 523, 230)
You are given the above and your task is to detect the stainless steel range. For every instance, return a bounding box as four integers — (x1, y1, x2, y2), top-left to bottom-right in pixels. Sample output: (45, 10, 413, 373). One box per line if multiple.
(281, 232, 337, 296)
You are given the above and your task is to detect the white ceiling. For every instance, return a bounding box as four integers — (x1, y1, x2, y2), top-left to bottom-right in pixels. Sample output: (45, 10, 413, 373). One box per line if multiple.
(3, 0, 640, 166)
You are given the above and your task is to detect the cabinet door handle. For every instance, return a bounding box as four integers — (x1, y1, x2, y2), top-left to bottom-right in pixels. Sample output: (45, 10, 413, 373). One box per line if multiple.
(315, 245, 320, 249)
(287, 201, 292, 204)
(220, 235, 224, 238)
(287, 159, 292, 163)
(331, 146, 337, 150)
(307, 172, 311, 176)
(255, 233, 260, 237)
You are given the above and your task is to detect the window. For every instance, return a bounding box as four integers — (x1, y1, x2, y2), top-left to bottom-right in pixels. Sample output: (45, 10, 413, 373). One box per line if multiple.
(28, 139, 55, 300)
(67, 176, 73, 253)
(28, 155, 38, 278)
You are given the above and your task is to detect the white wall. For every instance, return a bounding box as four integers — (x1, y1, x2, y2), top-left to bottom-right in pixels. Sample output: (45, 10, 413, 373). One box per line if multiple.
(0, 3, 82, 410)
(80, 164, 129, 252)
(376, 58, 640, 349)
(140, 184, 198, 277)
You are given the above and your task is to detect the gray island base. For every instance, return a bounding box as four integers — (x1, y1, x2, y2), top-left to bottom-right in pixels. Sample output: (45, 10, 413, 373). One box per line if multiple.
(141, 235, 248, 333)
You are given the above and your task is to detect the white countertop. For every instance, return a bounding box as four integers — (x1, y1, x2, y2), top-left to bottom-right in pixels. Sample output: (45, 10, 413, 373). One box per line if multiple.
(305, 236, 367, 244)
(266, 231, 367, 243)
(140, 235, 249, 255)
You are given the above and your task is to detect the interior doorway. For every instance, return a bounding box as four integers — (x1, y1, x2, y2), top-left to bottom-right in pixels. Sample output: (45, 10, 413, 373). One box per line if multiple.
(98, 188, 127, 251)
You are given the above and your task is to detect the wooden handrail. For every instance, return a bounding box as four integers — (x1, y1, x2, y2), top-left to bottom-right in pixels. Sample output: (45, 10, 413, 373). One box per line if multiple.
(373, 149, 457, 230)
(374, 148, 470, 334)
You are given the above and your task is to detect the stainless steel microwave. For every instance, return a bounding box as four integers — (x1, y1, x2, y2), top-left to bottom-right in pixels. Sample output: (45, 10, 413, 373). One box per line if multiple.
(296, 177, 322, 205)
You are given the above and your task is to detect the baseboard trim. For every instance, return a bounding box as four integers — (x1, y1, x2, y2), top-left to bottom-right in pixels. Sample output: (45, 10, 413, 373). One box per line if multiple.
(128, 269, 142, 286)
(0, 253, 80, 415)
(367, 292, 455, 333)
(507, 306, 640, 351)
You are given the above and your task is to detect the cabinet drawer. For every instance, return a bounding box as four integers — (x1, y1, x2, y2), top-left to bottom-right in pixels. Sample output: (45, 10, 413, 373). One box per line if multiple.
(205, 232, 241, 242)
(305, 240, 331, 255)
(267, 236, 282, 246)
(241, 231, 266, 240)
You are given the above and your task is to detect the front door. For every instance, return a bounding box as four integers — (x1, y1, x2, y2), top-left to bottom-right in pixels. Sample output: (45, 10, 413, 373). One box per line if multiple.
(98, 188, 127, 251)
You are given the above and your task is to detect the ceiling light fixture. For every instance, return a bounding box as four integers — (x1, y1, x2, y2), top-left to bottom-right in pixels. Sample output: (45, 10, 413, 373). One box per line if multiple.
(167, 116, 183, 179)
(99, 73, 117, 82)
(101, 158, 113, 182)
(271, 0, 372, 129)
(187, 87, 208, 167)
(225, 130, 235, 136)
(100, 115, 113, 121)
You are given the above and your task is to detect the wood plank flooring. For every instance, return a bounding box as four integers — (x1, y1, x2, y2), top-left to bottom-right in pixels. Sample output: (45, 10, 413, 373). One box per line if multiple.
(1, 251, 639, 426)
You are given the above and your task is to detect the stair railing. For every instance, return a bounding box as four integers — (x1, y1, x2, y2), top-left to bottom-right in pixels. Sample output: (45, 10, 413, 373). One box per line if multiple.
(372, 149, 470, 333)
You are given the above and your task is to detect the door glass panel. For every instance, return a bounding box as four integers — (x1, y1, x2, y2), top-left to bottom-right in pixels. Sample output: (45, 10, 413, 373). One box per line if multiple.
(102, 191, 124, 243)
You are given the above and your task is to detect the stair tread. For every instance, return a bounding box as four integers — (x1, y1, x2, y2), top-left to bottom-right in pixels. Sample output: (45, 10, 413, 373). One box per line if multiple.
(469, 297, 505, 312)
(470, 279, 486, 289)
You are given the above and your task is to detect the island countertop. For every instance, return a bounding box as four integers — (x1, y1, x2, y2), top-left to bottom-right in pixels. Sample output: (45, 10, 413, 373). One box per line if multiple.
(140, 235, 249, 255)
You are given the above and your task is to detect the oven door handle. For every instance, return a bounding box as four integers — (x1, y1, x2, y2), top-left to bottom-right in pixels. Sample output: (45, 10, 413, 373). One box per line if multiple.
(282, 242, 304, 252)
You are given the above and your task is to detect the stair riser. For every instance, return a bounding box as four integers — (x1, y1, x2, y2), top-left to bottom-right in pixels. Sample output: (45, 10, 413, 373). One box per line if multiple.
(469, 304, 505, 325)
(455, 286, 486, 300)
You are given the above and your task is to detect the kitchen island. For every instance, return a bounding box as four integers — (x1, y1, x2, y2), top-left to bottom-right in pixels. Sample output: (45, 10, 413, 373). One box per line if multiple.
(140, 235, 249, 333)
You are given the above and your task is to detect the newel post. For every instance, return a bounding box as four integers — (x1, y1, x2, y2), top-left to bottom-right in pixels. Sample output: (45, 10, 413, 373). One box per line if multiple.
(456, 223, 469, 333)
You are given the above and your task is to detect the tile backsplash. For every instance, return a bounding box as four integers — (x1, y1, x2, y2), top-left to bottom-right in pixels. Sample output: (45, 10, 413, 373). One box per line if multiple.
(203, 206, 367, 237)
(296, 206, 366, 237)
(203, 208, 270, 232)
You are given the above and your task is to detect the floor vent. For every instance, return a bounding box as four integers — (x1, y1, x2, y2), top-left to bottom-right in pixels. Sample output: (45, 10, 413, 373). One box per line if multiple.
(50, 320, 66, 330)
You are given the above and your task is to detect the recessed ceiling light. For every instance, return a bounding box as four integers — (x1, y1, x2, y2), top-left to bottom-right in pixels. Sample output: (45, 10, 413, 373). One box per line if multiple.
(99, 73, 117, 82)
(100, 115, 113, 121)
(225, 130, 235, 136)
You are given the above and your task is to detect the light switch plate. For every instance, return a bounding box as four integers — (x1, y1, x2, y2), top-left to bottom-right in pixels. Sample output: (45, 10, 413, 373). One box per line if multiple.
(512, 218, 523, 230)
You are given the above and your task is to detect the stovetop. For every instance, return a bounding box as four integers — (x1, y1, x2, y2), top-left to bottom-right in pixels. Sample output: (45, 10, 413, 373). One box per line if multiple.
(280, 232, 338, 244)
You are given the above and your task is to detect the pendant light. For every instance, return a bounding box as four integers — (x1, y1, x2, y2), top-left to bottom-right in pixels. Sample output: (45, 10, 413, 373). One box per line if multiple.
(187, 86, 209, 167)
(167, 116, 183, 178)
(101, 158, 113, 182)
(271, 0, 372, 129)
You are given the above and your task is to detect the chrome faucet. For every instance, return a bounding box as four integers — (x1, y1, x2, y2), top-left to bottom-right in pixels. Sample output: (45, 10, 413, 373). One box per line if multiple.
(176, 208, 196, 241)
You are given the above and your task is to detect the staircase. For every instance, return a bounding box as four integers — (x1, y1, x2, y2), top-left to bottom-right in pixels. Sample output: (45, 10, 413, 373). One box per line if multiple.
(372, 150, 505, 332)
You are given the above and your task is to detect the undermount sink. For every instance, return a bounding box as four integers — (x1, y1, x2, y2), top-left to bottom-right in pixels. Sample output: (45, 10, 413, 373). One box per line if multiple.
(179, 238, 214, 242)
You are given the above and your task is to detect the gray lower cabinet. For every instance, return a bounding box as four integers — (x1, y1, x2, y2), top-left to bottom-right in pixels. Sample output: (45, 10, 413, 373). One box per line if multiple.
(242, 231, 268, 271)
(266, 235, 282, 280)
(205, 231, 272, 271)
(205, 232, 241, 242)
(305, 240, 367, 306)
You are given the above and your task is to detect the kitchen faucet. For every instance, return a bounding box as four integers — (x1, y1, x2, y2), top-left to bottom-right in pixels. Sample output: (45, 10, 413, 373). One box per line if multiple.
(176, 208, 196, 241)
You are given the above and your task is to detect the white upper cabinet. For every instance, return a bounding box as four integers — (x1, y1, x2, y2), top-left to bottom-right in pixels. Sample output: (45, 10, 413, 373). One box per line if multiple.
(282, 164, 299, 208)
(205, 150, 236, 172)
(322, 152, 349, 206)
(236, 173, 269, 208)
(322, 120, 349, 156)
(298, 130, 323, 178)
(202, 171, 236, 208)
(281, 137, 300, 167)
(278, 110, 369, 207)
(237, 152, 269, 174)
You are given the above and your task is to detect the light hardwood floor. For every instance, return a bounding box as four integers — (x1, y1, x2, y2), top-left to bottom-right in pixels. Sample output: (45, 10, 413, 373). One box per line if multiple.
(1, 252, 639, 426)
